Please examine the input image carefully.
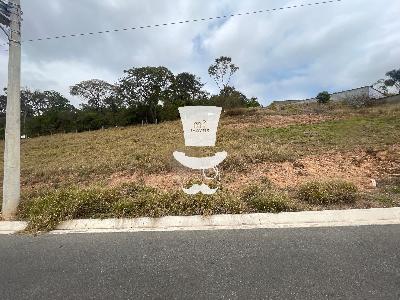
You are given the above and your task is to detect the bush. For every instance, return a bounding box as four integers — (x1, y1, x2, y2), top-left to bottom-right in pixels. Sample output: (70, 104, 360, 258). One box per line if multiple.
(18, 187, 122, 232)
(114, 186, 246, 218)
(240, 184, 294, 213)
(224, 108, 247, 116)
(297, 180, 358, 205)
(18, 184, 247, 232)
(316, 91, 331, 104)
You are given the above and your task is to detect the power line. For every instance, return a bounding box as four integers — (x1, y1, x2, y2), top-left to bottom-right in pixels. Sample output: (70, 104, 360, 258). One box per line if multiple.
(0, 0, 343, 47)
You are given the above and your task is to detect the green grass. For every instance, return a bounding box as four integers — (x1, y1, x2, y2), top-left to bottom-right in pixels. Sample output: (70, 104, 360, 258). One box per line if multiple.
(18, 182, 305, 232)
(240, 184, 297, 213)
(367, 177, 400, 208)
(296, 180, 358, 205)
(18, 184, 245, 232)
(255, 115, 400, 154)
(19, 179, 365, 232)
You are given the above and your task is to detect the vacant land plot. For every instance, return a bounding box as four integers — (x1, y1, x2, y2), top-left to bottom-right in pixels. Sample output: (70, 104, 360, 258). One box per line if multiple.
(1, 101, 399, 231)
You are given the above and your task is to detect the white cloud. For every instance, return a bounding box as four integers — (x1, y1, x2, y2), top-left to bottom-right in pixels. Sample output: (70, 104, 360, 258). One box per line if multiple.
(21, 59, 116, 106)
(0, 0, 398, 106)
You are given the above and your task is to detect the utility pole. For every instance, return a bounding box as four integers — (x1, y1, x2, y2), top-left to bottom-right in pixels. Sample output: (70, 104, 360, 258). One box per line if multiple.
(1, 0, 21, 220)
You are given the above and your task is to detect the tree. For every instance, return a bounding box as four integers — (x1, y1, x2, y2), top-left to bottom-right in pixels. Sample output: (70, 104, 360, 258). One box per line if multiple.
(212, 86, 247, 109)
(171, 72, 207, 104)
(208, 56, 239, 91)
(0, 90, 6, 117)
(210, 86, 261, 110)
(70, 79, 115, 111)
(20, 88, 38, 135)
(41, 90, 74, 113)
(316, 91, 331, 104)
(246, 97, 261, 108)
(382, 69, 400, 94)
(116, 66, 174, 123)
(374, 68, 400, 95)
(159, 72, 210, 120)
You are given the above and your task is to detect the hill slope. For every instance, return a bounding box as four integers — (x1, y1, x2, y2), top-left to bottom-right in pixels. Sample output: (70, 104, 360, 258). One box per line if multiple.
(1, 102, 400, 230)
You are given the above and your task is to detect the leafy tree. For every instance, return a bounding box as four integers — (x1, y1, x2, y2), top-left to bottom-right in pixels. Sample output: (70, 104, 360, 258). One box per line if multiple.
(246, 97, 262, 108)
(76, 111, 105, 132)
(208, 56, 239, 91)
(160, 72, 210, 120)
(316, 91, 331, 104)
(212, 86, 247, 109)
(41, 90, 75, 113)
(20, 88, 40, 135)
(385, 69, 400, 91)
(374, 68, 400, 95)
(21, 90, 76, 136)
(117, 66, 174, 123)
(171, 72, 207, 104)
(70, 79, 115, 111)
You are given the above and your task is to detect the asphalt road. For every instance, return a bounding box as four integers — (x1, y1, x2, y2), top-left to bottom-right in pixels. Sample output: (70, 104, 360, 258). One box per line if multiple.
(0, 225, 399, 300)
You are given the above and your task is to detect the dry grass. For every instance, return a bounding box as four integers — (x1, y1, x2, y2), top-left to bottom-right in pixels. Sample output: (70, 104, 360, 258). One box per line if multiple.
(1, 101, 400, 231)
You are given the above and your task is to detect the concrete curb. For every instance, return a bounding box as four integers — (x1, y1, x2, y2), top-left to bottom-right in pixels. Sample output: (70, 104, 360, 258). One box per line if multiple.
(0, 221, 27, 234)
(1, 207, 400, 234)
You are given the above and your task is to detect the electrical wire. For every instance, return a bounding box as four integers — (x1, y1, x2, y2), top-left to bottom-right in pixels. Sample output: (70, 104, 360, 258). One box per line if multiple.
(0, 0, 343, 47)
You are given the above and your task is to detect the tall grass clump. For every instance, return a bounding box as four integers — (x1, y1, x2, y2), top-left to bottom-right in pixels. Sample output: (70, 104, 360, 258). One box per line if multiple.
(240, 184, 295, 213)
(18, 187, 122, 232)
(18, 184, 247, 232)
(297, 180, 358, 205)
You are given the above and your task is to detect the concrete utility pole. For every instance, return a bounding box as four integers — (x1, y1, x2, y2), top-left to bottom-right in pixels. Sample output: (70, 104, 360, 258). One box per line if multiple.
(2, 0, 21, 220)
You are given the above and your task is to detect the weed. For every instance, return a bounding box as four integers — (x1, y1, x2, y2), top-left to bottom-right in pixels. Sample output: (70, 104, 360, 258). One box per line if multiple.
(297, 180, 358, 205)
(240, 184, 295, 213)
(19, 183, 247, 232)
(18, 187, 122, 232)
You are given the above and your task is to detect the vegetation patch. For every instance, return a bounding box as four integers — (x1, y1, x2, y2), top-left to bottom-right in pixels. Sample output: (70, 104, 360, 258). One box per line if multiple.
(18, 184, 248, 232)
(256, 115, 400, 154)
(2, 101, 400, 232)
(240, 184, 296, 213)
(296, 180, 358, 205)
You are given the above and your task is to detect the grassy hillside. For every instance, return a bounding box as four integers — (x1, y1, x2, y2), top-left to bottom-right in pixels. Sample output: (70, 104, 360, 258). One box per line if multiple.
(1, 101, 400, 231)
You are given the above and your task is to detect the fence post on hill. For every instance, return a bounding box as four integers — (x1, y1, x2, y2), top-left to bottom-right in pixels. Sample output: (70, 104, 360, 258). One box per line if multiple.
(2, 0, 22, 220)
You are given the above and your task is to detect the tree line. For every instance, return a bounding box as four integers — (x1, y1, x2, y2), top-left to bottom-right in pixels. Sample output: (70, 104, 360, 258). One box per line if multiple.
(0, 56, 260, 138)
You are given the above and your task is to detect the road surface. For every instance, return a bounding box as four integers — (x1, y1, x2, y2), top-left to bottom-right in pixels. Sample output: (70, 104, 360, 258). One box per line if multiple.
(0, 225, 399, 299)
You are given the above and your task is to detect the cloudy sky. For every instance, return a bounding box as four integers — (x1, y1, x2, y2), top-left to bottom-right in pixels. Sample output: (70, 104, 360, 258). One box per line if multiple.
(0, 0, 399, 106)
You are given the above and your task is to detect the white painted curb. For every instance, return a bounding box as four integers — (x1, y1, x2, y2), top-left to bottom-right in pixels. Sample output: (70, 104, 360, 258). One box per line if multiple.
(0, 221, 27, 234)
(1, 207, 400, 235)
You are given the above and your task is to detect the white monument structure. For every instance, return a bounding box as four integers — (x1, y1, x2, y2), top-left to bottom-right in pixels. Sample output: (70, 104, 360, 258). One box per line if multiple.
(173, 106, 227, 195)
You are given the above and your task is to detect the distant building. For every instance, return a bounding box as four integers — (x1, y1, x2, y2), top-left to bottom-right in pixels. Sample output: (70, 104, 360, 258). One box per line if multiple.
(330, 86, 385, 101)
(270, 99, 302, 106)
(269, 86, 387, 107)
(306, 86, 386, 102)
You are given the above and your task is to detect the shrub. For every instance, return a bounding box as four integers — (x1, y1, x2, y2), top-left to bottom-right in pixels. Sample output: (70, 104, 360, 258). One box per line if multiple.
(240, 184, 294, 213)
(224, 108, 247, 116)
(224, 107, 259, 117)
(18, 183, 248, 232)
(114, 187, 246, 218)
(316, 91, 331, 104)
(18, 187, 122, 232)
(297, 180, 358, 205)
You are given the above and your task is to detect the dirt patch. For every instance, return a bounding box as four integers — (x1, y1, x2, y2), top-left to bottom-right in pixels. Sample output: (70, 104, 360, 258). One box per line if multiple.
(106, 145, 400, 192)
(264, 146, 400, 190)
